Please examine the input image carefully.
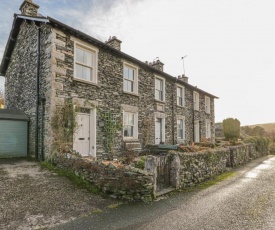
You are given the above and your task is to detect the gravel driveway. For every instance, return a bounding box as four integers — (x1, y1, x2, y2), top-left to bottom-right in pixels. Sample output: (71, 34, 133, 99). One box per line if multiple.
(0, 158, 115, 230)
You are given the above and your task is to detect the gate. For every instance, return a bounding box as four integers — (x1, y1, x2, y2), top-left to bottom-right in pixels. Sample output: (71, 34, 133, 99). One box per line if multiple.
(156, 155, 171, 192)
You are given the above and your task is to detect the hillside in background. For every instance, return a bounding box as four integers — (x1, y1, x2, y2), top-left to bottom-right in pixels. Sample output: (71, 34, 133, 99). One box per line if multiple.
(246, 123, 275, 132)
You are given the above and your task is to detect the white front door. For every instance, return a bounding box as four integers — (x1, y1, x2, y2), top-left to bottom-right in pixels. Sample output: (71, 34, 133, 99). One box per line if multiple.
(155, 118, 162, 144)
(194, 120, 200, 143)
(74, 113, 90, 156)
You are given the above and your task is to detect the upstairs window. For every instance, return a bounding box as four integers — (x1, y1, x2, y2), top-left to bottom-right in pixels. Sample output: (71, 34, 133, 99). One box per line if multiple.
(193, 91, 199, 111)
(177, 86, 185, 107)
(123, 63, 138, 94)
(155, 77, 165, 101)
(74, 43, 97, 83)
(205, 96, 210, 114)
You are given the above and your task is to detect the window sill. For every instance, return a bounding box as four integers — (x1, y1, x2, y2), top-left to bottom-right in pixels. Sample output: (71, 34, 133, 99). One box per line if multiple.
(177, 105, 185, 109)
(123, 91, 139, 97)
(123, 138, 139, 142)
(154, 99, 165, 104)
(73, 78, 98, 86)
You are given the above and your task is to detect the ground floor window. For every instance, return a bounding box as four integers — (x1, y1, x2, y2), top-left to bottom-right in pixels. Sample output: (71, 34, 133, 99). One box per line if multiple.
(123, 111, 138, 139)
(205, 120, 211, 139)
(177, 118, 185, 140)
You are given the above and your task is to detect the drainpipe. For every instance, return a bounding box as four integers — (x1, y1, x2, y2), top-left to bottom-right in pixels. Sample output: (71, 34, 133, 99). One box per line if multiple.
(172, 78, 178, 145)
(35, 27, 41, 160)
(41, 96, 46, 161)
(192, 90, 195, 143)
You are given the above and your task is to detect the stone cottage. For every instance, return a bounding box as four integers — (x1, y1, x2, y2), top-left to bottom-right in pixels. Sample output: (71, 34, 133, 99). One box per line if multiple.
(0, 0, 218, 160)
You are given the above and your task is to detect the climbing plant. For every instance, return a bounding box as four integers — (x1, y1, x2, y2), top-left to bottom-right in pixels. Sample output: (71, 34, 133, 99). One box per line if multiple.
(51, 99, 79, 155)
(98, 109, 122, 155)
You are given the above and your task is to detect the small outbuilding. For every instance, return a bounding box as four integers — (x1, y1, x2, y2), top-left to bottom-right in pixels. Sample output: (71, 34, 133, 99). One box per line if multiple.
(0, 109, 29, 158)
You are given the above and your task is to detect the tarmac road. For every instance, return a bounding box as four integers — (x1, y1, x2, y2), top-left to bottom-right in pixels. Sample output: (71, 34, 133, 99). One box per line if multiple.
(54, 155, 275, 230)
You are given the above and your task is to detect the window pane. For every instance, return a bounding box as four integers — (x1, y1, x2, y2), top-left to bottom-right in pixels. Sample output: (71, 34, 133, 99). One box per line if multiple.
(76, 48, 84, 63)
(155, 79, 160, 90)
(124, 126, 133, 137)
(84, 51, 93, 66)
(128, 68, 134, 81)
(76, 64, 92, 81)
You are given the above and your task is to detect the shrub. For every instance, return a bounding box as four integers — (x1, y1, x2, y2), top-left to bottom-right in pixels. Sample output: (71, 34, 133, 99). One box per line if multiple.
(223, 118, 240, 141)
(269, 143, 275, 154)
(244, 136, 270, 153)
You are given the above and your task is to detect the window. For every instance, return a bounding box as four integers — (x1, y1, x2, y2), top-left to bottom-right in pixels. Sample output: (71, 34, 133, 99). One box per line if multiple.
(193, 91, 199, 111)
(123, 112, 138, 139)
(155, 77, 165, 101)
(177, 86, 184, 107)
(194, 120, 200, 143)
(205, 120, 211, 139)
(74, 42, 97, 83)
(177, 118, 185, 140)
(205, 96, 210, 114)
(123, 63, 138, 94)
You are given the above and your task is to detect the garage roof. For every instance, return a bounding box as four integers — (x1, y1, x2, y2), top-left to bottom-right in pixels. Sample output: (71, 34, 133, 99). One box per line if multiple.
(0, 109, 29, 121)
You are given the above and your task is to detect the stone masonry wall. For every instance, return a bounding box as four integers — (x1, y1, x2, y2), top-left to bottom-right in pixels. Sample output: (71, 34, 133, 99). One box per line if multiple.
(54, 154, 154, 202)
(226, 144, 268, 167)
(5, 21, 52, 157)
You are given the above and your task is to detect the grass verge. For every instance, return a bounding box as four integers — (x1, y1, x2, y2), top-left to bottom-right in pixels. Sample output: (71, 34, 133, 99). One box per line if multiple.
(183, 171, 237, 193)
(40, 161, 101, 194)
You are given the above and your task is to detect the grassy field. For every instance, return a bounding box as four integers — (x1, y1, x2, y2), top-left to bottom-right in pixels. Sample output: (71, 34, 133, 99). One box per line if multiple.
(247, 123, 275, 132)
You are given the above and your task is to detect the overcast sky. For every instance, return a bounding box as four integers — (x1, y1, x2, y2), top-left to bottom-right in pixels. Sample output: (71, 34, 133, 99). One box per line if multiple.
(0, 0, 274, 126)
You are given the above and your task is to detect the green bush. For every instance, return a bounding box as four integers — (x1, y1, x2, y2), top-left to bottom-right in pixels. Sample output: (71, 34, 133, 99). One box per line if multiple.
(223, 118, 240, 141)
(269, 143, 275, 154)
(244, 136, 270, 153)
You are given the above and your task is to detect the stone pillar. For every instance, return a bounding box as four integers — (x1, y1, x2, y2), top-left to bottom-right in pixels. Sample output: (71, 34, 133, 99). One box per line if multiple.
(19, 0, 39, 17)
(105, 36, 122, 51)
(145, 155, 158, 194)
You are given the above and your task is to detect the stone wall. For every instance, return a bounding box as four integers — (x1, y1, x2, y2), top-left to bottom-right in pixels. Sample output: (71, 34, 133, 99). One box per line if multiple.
(54, 154, 154, 202)
(53, 143, 268, 201)
(177, 149, 229, 187)
(226, 144, 268, 167)
(5, 21, 52, 157)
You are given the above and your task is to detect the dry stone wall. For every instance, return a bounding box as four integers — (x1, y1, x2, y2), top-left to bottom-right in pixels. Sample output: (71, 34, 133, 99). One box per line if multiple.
(226, 144, 268, 167)
(54, 154, 154, 202)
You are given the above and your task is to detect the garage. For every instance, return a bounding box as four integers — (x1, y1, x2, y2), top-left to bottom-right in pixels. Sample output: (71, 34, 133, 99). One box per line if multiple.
(0, 109, 29, 158)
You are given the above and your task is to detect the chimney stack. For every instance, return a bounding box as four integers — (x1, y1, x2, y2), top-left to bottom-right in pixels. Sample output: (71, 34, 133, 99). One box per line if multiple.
(105, 36, 122, 51)
(178, 74, 188, 83)
(149, 59, 164, 71)
(20, 0, 39, 16)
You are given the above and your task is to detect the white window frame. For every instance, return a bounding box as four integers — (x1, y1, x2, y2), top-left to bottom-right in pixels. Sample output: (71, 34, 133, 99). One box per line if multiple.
(205, 96, 210, 114)
(155, 115, 166, 144)
(205, 119, 211, 139)
(193, 91, 199, 111)
(155, 76, 165, 102)
(177, 118, 185, 140)
(123, 62, 138, 94)
(123, 111, 138, 140)
(177, 85, 185, 107)
(74, 41, 98, 84)
(194, 120, 200, 143)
